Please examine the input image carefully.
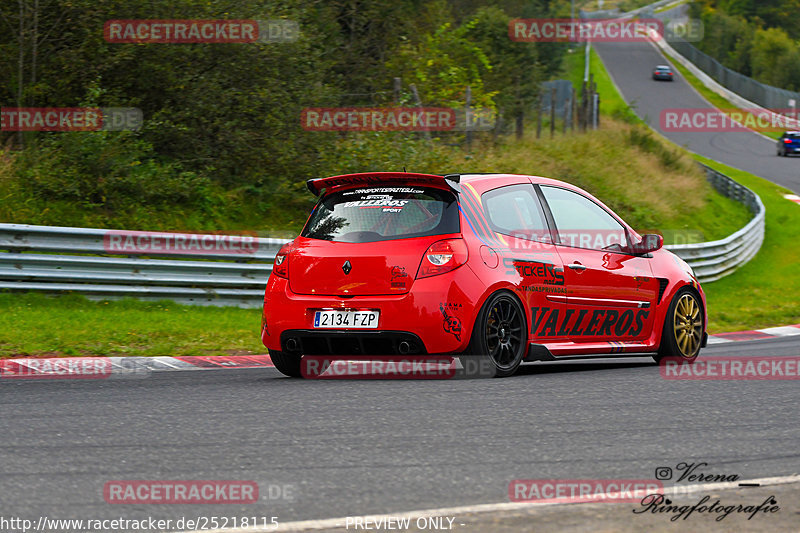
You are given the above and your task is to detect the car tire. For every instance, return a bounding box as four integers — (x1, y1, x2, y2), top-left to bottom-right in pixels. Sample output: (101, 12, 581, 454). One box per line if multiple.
(654, 288, 703, 363)
(269, 350, 303, 378)
(467, 291, 527, 377)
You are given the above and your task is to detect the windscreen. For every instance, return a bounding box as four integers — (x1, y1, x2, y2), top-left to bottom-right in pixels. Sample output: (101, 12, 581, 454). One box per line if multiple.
(302, 186, 459, 243)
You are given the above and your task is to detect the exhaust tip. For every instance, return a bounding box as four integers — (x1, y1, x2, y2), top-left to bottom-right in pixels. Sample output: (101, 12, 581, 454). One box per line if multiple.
(285, 338, 299, 352)
(398, 341, 411, 355)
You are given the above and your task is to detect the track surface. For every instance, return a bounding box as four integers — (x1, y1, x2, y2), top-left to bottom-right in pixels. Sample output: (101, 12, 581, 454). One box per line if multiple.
(593, 40, 800, 193)
(2, 339, 799, 526)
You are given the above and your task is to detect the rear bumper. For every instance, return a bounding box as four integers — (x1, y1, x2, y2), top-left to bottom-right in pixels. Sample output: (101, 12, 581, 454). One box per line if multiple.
(279, 330, 426, 355)
(262, 266, 484, 355)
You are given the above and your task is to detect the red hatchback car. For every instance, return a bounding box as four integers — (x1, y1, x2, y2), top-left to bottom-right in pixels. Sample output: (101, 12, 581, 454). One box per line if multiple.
(262, 172, 706, 377)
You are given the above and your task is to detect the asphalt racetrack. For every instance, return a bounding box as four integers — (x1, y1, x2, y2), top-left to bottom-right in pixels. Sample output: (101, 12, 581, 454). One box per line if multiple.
(2, 338, 799, 528)
(593, 40, 800, 193)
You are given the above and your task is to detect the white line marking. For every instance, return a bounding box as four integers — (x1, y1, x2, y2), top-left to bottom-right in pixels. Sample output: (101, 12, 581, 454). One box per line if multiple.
(151, 357, 184, 369)
(706, 337, 732, 344)
(176, 474, 800, 533)
(756, 326, 800, 337)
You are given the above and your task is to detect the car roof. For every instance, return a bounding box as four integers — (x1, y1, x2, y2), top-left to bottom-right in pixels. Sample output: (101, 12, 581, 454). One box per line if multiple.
(655, 65, 671, 69)
(459, 172, 587, 193)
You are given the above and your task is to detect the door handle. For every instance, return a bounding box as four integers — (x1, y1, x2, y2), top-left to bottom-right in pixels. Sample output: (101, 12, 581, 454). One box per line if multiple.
(567, 263, 587, 272)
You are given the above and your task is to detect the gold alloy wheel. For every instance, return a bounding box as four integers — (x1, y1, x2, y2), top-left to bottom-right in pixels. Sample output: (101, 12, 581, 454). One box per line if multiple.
(673, 293, 702, 357)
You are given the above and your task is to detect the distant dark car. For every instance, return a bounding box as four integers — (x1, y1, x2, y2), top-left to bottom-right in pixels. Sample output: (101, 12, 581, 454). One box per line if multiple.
(652, 65, 674, 81)
(777, 131, 800, 156)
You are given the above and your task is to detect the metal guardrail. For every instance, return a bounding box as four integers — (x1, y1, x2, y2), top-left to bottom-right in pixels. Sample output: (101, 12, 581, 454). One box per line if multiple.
(665, 164, 765, 283)
(0, 224, 290, 307)
(0, 166, 764, 306)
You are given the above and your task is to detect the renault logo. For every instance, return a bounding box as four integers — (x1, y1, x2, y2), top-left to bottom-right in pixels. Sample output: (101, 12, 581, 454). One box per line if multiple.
(342, 260, 352, 275)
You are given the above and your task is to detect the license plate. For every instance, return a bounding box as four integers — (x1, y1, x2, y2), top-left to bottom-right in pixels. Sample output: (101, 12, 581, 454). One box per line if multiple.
(313, 310, 379, 329)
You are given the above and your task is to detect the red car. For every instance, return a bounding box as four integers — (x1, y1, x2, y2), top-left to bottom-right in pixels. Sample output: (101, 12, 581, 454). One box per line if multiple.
(262, 172, 706, 378)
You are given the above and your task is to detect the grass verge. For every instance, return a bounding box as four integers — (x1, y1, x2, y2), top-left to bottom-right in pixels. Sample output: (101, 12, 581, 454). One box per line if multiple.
(0, 294, 262, 358)
(690, 156, 800, 332)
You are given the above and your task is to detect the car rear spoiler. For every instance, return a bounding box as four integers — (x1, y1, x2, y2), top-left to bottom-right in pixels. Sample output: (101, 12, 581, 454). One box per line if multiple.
(306, 172, 461, 196)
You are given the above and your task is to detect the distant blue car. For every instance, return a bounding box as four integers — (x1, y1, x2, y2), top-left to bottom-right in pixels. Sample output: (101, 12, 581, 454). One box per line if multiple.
(777, 131, 800, 157)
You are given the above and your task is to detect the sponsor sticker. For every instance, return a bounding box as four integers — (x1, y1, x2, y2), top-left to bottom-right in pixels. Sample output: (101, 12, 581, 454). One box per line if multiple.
(530, 307, 649, 338)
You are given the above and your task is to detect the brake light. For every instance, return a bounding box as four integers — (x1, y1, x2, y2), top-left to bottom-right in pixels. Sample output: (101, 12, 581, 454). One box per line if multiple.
(417, 238, 468, 278)
(272, 244, 291, 278)
(784, 138, 792, 143)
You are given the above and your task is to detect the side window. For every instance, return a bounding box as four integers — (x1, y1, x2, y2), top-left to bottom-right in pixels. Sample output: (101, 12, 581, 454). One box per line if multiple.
(482, 184, 551, 242)
(540, 186, 628, 251)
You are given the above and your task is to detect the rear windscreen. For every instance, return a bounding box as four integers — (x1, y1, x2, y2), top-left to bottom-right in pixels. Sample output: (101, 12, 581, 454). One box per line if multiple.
(302, 186, 459, 243)
(786, 133, 800, 140)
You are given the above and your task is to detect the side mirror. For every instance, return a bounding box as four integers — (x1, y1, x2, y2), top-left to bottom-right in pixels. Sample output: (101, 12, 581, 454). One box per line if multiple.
(633, 234, 663, 254)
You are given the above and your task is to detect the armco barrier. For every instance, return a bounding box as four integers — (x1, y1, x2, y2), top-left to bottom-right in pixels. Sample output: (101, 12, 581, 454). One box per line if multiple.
(665, 164, 765, 283)
(0, 224, 290, 307)
(0, 168, 764, 306)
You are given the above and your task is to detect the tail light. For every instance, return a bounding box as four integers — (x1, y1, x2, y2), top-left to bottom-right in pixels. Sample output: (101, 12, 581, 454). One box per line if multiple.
(417, 238, 468, 279)
(272, 243, 291, 278)
(784, 138, 792, 144)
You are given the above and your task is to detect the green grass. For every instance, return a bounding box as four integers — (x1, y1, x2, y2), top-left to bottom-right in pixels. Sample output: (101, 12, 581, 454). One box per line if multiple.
(0, 293, 263, 358)
(690, 156, 800, 333)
